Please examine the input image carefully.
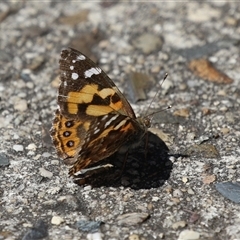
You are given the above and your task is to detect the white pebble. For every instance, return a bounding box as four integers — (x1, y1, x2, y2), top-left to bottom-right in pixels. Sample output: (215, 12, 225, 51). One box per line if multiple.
(26, 143, 37, 150)
(87, 232, 102, 240)
(51, 216, 64, 225)
(13, 144, 24, 152)
(39, 167, 53, 178)
(42, 152, 52, 158)
(178, 230, 200, 240)
(14, 99, 28, 112)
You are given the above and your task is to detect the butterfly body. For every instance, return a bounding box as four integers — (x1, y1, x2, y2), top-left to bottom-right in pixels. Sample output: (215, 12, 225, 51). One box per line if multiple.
(50, 48, 150, 179)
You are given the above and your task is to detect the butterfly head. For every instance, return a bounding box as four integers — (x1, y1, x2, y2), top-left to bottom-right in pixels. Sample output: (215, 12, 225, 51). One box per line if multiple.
(137, 116, 151, 129)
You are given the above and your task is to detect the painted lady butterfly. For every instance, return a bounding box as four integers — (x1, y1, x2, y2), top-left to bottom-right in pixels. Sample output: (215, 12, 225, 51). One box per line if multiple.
(50, 48, 151, 183)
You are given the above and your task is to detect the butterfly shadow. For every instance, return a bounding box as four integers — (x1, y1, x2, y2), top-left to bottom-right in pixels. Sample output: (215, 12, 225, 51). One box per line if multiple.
(74, 131, 173, 190)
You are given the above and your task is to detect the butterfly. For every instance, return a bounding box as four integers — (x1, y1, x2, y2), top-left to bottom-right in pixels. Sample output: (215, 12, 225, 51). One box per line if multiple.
(50, 48, 151, 183)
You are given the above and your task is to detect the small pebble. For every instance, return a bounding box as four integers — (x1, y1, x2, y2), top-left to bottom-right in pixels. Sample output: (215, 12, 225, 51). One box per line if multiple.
(133, 33, 163, 54)
(51, 160, 59, 165)
(87, 232, 102, 240)
(179, 83, 187, 90)
(51, 216, 64, 225)
(217, 90, 226, 96)
(42, 152, 52, 158)
(26, 81, 34, 89)
(170, 198, 180, 204)
(129, 234, 140, 240)
(152, 196, 160, 202)
(158, 233, 164, 239)
(172, 221, 187, 230)
(202, 174, 216, 184)
(13, 144, 24, 152)
(27, 151, 35, 156)
(178, 230, 200, 240)
(215, 181, 240, 203)
(173, 189, 183, 197)
(14, 99, 28, 112)
(22, 220, 48, 240)
(13, 134, 20, 140)
(0, 153, 10, 166)
(186, 132, 196, 141)
(39, 168, 53, 178)
(151, 65, 161, 73)
(220, 106, 228, 112)
(220, 127, 230, 135)
(26, 143, 37, 150)
(187, 188, 195, 195)
(182, 177, 188, 183)
(76, 220, 102, 232)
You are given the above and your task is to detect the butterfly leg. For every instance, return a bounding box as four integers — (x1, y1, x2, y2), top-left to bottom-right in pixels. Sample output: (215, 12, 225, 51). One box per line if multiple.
(121, 150, 129, 174)
(144, 132, 149, 160)
(112, 150, 129, 183)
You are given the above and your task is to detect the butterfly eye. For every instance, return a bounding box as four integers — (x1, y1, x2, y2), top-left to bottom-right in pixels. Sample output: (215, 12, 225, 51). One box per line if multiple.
(138, 117, 151, 128)
(144, 118, 151, 128)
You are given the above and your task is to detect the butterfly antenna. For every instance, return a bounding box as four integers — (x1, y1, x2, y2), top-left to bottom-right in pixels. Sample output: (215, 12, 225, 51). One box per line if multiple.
(146, 105, 172, 122)
(144, 73, 168, 117)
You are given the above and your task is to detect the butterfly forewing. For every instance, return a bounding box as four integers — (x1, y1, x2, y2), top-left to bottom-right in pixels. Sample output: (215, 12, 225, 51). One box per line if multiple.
(58, 48, 136, 119)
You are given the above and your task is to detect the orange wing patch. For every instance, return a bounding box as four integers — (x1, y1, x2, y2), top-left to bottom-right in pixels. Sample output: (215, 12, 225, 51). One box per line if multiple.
(66, 84, 124, 116)
(51, 110, 89, 159)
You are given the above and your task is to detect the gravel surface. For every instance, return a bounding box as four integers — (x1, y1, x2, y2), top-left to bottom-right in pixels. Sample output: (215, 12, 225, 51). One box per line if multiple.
(0, 1, 240, 240)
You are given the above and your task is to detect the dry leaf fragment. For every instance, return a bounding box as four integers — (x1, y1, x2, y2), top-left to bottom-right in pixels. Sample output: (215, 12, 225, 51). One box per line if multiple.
(184, 144, 219, 158)
(116, 212, 149, 226)
(202, 174, 216, 184)
(51, 75, 61, 88)
(173, 108, 190, 118)
(59, 10, 89, 25)
(201, 107, 211, 115)
(188, 59, 233, 84)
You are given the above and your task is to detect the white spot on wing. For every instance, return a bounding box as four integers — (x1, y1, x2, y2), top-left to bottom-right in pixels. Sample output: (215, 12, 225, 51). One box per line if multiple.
(94, 128, 100, 134)
(104, 115, 119, 128)
(72, 60, 76, 63)
(70, 66, 74, 70)
(72, 73, 79, 80)
(114, 119, 127, 130)
(84, 67, 102, 78)
(85, 136, 90, 143)
(77, 54, 86, 60)
(101, 115, 109, 121)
